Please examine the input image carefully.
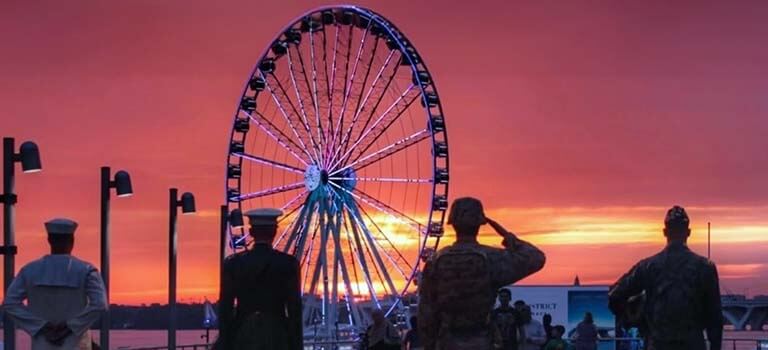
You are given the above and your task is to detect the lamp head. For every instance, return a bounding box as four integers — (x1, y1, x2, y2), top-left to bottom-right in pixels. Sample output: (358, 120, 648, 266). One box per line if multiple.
(180, 192, 196, 214)
(114, 170, 133, 197)
(19, 141, 42, 173)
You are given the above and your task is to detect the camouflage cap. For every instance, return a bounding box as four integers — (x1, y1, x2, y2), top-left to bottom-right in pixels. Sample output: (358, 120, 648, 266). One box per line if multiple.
(447, 197, 487, 227)
(664, 205, 690, 228)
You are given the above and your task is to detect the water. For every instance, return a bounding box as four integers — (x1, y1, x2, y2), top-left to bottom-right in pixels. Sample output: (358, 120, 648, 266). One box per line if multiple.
(0, 330, 765, 349)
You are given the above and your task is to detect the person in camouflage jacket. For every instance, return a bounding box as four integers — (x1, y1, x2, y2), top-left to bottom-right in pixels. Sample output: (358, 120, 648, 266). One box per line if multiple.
(418, 197, 546, 350)
(609, 206, 723, 350)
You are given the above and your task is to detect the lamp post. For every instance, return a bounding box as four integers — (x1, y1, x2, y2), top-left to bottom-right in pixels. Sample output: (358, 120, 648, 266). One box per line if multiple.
(217, 205, 242, 311)
(168, 188, 195, 350)
(2, 137, 41, 350)
(100, 167, 133, 350)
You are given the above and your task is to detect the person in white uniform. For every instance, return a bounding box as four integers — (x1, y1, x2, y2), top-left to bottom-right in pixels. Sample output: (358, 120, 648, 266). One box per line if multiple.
(2, 218, 107, 350)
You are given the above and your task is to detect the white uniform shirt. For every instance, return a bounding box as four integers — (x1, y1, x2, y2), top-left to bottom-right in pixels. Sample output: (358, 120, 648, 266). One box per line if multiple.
(2, 255, 107, 350)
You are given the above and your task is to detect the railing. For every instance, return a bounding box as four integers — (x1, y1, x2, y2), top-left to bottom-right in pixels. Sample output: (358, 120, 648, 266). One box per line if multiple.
(125, 337, 768, 350)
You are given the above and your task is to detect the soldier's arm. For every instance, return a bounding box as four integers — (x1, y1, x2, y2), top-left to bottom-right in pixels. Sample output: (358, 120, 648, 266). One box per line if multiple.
(286, 259, 303, 350)
(487, 219, 546, 286)
(66, 268, 108, 335)
(1, 269, 48, 336)
(608, 262, 645, 316)
(218, 260, 236, 350)
(417, 260, 438, 350)
(703, 262, 723, 350)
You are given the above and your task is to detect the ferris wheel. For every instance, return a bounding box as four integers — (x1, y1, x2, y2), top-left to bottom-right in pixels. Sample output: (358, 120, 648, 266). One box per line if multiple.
(224, 5, 449, 339)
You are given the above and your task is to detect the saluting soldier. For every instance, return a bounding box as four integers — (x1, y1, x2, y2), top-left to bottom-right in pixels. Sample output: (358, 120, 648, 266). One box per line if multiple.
(2, 218, 107, 350)
(418, 197, 546, 350)
(609, 206, 723, 350)
(217, 208, 302, 350)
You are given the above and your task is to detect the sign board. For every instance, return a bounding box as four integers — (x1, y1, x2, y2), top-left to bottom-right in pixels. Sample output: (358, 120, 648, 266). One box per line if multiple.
(501, 285, 618, 350)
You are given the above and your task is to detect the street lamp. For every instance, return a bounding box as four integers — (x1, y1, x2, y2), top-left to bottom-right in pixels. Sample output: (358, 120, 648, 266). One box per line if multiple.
(99, 166, 133, 350)
(168, 188, 195, 350)
(2, 137, 41, 350)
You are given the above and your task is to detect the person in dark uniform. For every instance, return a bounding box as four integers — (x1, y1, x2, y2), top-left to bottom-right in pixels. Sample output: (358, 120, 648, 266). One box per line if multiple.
(216, 208, 302, 350)
(609, 206, 723, 350)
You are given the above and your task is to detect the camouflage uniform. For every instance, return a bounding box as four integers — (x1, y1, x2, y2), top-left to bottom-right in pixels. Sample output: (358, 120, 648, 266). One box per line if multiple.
(609, 206, 723, 350)
(418, 234, 546, 350)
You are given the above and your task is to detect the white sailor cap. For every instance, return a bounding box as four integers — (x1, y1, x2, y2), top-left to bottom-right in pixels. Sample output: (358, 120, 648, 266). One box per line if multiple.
(44, 218, 78, 235)
(244, 208, 283, 226)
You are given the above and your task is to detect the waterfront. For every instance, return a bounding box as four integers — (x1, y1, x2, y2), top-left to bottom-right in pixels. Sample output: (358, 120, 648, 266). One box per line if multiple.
(1, 330, 766, 349)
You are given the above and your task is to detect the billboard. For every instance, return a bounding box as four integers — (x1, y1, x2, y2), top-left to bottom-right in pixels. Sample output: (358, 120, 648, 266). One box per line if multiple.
(501, 285, 616, 350)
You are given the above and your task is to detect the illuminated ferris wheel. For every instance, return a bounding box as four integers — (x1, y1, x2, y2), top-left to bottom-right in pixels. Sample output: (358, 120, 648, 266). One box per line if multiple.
(224, 5, 449, 340)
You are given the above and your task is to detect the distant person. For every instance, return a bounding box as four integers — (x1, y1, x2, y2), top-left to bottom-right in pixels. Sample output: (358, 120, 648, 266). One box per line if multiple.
(543, 325, 569, 350)
(2, 218, 107, 350)
(403, 316, 423, 350)
(491, 288, 521, 350)
(542, 313, 554, 347)
(518, 305, 547, 350)
(571, 312, 598, 350)
(419, 197, 546, 350)
(608, 206, 723, 350)
(366, 309, 400, 350)
(216, 209, 302, 350)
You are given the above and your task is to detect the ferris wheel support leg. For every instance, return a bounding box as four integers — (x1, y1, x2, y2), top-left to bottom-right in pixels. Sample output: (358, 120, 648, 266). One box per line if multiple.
(344, 198, 398, 300)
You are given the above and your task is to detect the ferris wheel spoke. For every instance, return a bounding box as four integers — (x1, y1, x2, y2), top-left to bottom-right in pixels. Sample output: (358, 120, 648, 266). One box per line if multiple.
(324, 24, 341, 159)
(327, 42, 393, 170)
(241, 111, 310, 166)
(326, 21, 372, 169)
(259, 70, 320, 164)
(282, 194, 313, 254)
(344, 199, 398, 297)
(274, 202, 304, 247)
(334, 128, 431, 175)
(307, 29, 326, 150)
(232, 182, 304, 202)
(232, 152, 305, 174)
(286, 49, 324, 165)
(329, 176, 431, 184)
(329, 182, 422, 233)
(358, 204, 412, 273)
(329, 83, 419, 171)
(327, 25, 355, 164)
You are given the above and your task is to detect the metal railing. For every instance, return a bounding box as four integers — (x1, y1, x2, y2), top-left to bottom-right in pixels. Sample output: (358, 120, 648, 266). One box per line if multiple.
(124, 337, 768, 350)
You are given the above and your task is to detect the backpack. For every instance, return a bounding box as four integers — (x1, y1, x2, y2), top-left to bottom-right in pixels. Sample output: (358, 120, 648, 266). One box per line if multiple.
(432, 245, 494, 331)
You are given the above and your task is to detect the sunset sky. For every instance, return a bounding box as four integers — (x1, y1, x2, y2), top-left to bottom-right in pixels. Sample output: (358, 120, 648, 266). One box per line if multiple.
(1, 0, 767, 305)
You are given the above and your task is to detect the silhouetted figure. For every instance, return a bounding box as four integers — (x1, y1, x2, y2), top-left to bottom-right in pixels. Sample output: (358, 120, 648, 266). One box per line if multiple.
(609, 206, 723, 350)
(543, 325, 568, 350)
(491, 288, 521, 350)
(216, 209, 302, 350)
(2, 218, 107, 350)
(519, 305, 546, 350)
(542, 313, 554, 347)
(366, 309, 400, 350)
(403, 316, 424, 350)
(419, 197, 546, 350)
(571, 312, 598, 350)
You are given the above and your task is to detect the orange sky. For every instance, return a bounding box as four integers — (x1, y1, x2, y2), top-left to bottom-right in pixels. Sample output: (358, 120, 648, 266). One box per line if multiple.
(1, 0, 767, 304)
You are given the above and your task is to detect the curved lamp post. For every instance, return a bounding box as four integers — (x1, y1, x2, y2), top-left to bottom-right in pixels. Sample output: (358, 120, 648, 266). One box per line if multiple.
(100, 167, 133, 350)
(2, 137, 41, 350)
(168, 189, 195, 350)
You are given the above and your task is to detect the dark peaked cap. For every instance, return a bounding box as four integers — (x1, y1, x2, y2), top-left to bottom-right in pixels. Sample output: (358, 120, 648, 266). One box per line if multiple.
(244, 208, 283, 226)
